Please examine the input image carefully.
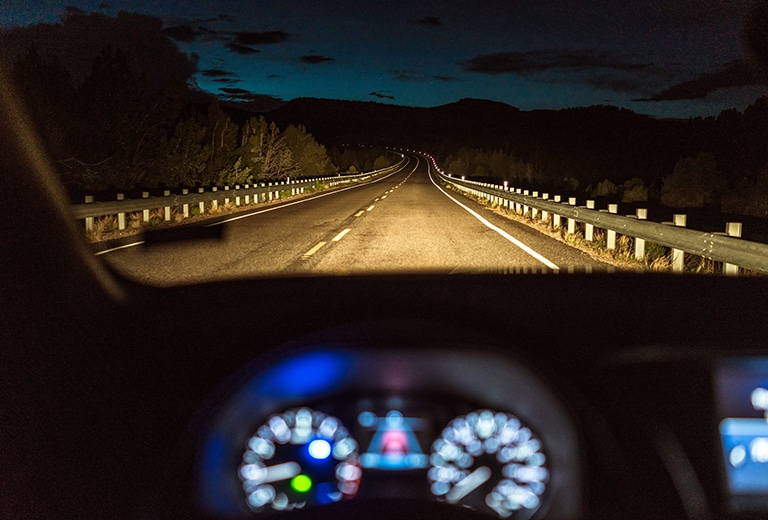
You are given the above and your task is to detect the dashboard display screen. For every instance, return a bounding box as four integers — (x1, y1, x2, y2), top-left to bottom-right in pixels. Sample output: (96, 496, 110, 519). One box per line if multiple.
(716, 358, 768, 508)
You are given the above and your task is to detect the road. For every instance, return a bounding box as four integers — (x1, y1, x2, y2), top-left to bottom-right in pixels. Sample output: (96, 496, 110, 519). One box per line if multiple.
(103, 155, 608, 285)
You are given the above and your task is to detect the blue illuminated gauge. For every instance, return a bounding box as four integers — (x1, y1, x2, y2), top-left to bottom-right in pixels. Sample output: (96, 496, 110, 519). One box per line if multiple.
(239, 408, 361, 513)
(428, 410, 549, 519)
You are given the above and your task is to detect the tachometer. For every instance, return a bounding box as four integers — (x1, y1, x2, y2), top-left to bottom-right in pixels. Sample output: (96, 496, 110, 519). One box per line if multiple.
(239, 407, 361, 513)
(428, 409, 548, 518)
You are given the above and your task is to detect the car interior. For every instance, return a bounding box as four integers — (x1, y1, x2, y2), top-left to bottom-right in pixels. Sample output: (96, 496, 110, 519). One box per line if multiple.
(4, 15, 768, 520)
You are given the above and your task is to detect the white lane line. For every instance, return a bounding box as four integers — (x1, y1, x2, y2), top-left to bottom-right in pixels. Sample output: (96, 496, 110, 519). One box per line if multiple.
(381, 195, 387, 199)
(366, 205, 375, 211)
(332, 228, 352, 242)
(206, 160, 409, 226)
(95, 241, 145, 256)
(354, 210, 365, 217)
(428, 168, 560, 271)
(302, 241, 326, 259)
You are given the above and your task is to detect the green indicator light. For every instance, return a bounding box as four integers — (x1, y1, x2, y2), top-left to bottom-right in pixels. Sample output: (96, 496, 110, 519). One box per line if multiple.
(291, 474, 312, 493)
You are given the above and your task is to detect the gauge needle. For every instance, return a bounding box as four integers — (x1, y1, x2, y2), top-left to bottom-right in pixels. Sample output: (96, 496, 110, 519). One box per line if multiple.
(446, 466, 492, 503)
(262, 461, 302, 484)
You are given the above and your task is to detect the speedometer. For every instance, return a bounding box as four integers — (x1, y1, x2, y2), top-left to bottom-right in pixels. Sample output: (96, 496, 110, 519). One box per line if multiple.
(239, 407, 361, 513)
(428, 409, 549, 518)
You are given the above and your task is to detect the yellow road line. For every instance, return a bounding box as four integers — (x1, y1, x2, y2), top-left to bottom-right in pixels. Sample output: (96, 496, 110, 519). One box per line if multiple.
(302, 241, 326, 260)
(332, 229, 351, 242)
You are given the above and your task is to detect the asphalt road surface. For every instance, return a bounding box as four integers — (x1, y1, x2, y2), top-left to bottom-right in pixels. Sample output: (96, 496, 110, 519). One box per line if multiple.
(103, 155, 608, 285)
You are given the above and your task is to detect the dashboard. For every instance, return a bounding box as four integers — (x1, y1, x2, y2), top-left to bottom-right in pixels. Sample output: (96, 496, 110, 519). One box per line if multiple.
(192, 346, 579, 519)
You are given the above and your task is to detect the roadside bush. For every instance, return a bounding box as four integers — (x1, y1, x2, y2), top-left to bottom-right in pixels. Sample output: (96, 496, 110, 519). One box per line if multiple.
(661, 152, 726, 208)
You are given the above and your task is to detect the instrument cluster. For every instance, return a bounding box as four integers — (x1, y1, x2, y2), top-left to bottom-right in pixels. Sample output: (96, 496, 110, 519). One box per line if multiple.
(190, 347, 582, 519)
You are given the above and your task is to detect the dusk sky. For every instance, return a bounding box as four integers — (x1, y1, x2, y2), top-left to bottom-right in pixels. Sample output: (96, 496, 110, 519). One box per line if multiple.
(1, 1, 767, 118)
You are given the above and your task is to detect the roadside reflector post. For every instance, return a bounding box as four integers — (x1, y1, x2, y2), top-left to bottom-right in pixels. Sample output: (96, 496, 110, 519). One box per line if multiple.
(672, 214, 687, 271)
(224, 185, 230, 206)
(117, 193, 126, 230)
(211, 187, 218, 210)
(198, 188, 205, 214)
(724, 222, 743, 276)
(635, 209, 647, 260)
(541, 194, 549, 221)
(235, 185, 241, 207)
(531, 192, 538, 219)
(585, 200, 595, 241)
(606, 204, 618, 250)
(84, 195, 94, 232)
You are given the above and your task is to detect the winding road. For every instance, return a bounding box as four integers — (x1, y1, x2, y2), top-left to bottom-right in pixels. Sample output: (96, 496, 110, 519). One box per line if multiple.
(103, 155, 607, 285)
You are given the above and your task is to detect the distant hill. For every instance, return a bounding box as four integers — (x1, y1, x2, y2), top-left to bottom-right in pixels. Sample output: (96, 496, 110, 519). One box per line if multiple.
(256, 97, 676, 185)
(215, 95, 767, 189)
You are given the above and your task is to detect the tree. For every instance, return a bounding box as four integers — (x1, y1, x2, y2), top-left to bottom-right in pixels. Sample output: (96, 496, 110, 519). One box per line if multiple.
(661, 152, 726, 208)
(281, 124, 336, 178)
(154, 118, 210, 186)
(239, 117, 297, 181)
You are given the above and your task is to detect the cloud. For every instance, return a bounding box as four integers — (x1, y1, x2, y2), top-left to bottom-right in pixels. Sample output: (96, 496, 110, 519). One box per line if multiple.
(462, 50, 648, 75)
(393, 68, 427, 81)
(226, 42, 259, 55)
(299, 55, 335, 64)
(432, 74, 459, 82)
(0, 10, 197, 90)
(202, 69, 235, 77)
(234, 30, 290, 45)
(217, 88, 284, 110)
(369, 91, 395, 100)
(413, 16, 441, 27)
(637, 60, 768, 101)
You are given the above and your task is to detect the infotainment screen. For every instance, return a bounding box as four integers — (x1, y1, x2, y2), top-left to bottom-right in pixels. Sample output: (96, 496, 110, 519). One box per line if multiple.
(716, 358, 768, 510)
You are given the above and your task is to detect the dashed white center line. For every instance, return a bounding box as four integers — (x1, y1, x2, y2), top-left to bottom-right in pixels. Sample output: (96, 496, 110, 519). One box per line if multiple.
(301, 241, 326, 260)
(381, 195, 387, 199)
(354, 210, 365, 217)
(332, 228, 351, 242)
(366, 205, 375, 211)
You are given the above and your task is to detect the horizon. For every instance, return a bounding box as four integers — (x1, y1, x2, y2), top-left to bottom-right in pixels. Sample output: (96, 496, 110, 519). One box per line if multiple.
(1, 2, 767, 119)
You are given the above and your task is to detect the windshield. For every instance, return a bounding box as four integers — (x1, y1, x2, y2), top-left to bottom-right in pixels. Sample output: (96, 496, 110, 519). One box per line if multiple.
(2, 1, 767, 285)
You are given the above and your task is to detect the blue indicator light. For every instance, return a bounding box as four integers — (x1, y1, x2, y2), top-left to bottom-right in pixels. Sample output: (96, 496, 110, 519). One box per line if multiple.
(254, 351, 352, 398)
(308, 439, 332, 460)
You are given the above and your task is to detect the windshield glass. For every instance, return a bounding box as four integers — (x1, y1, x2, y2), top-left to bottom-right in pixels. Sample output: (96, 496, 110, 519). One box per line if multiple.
(2, 1, 767, 285)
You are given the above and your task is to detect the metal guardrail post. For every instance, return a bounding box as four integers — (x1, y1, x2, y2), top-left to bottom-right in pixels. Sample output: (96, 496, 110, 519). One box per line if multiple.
(724, 222, 742, 276)
(567, 198, 577, 235)
(672, 214, 687, 271)
(585, 200, 595, 241)
(116, 193, 126, 230)
(635, 209, 647, 260)
(182, 189, 190, 217)
(606, 204, 618, 249)
(84, 196, 94, 232)
(553, 196, 562, 228)
(142, 192, 150, 222)
(163, 190, 171, 221)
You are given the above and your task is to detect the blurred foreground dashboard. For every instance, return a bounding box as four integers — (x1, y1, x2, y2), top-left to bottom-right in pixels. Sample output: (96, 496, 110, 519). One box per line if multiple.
(109, 274, 768, 520)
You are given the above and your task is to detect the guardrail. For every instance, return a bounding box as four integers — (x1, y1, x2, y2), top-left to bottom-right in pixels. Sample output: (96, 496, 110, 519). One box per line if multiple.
(429, 156, 768, 275)
(71, 159, 406, 233)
